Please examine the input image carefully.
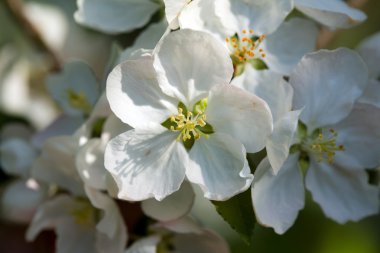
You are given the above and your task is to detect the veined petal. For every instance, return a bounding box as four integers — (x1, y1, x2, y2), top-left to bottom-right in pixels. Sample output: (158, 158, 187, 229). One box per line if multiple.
(187, 133, 253, 201)
(295, 0, 366, 28)
(251, 154, 304, 234)
(228, 0, 293, 35)
(231, 66, 293, 123)
(290, 48, 368, 132)
(74, 0, 160, 34)
(267, 110, 302, 174)
(206, 85, 273, 153)
(104, 127, 188, 201)
(153, 29, 233, 108)
(107, 54, 177, 129)
(264, 17, 318, 75)
(306, 158, 379, 223)
(142, 180, 194, 222)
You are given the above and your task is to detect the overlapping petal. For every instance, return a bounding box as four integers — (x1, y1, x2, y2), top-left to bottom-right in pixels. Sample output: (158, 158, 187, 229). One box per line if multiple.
(290, 48, 368, 132)
(205, 84, 273, 153)
(251, 154, 304, 234)
(107, 54, 177, 129)
(104, 127, 188, 201)
(187, 133, 253, 200)
(153, 29, 233, 108)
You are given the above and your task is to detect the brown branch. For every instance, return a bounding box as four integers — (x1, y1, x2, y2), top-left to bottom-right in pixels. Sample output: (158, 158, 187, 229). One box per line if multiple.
(3, 0, 62, 72)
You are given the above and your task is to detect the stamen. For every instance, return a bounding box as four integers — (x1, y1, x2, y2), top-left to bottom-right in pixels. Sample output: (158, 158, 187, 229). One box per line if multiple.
(304, 129, 345, 163)
(169, 109, 209, 141)
(225, 29, 267, 64)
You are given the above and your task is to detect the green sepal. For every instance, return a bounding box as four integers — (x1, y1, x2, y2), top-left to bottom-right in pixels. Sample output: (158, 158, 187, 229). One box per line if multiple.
(211, 189, 256, 244)
(249, 58, 268, 70)
(91, 117, 107, 138)
(193, 98, 208, 114)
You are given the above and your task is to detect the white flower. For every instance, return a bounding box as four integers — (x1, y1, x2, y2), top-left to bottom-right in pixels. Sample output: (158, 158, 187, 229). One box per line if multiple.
(105, 29, 272, 201)
(74, 0, 161, 34)
(163, 0, 191, 29)
(26, 187, 127, 253)
(47, 61, 100, 117)
(252, 48, 379, 234)
(179, 1, 318, 75)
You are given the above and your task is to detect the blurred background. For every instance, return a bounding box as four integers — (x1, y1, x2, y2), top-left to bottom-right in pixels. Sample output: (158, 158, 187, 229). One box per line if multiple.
(0, 0, 379, 252)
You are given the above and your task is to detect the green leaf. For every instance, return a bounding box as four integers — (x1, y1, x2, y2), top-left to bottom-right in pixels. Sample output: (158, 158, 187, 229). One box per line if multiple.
(212, 189, 256, 244)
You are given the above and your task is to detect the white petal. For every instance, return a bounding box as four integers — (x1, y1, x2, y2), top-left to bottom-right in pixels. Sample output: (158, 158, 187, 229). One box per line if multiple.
(142, 181, 194, 222)
(47, 60, 100, 116)
(357, 32, 380, 79)
(172, 229, 230, 253)
(264, 17, 318, 75)
(0, 179, 46, 224)
(251, 154, 304, 234)
(358, 79, 380, 108)
(104, 127, 188, 201)
(0, 138, 37, 177)
(125, 236, 161, 253)
(119, 20, 168, 62)
(231, 66, 293, 122)
(290, 48, 368, 132)
(32, 115, 84, 149)
(107, 54, 177, 129)
(206, 84, 273, 153)
(74, 0, 160, 34)
(163, 0, 190, 29)
(85, 187, 127, 253)
(31, 136, 84, 196)
(102, 113, 132, 143)
(153, 29, 233, 107)
(179, 0, 232, 40)
(306, 158, 379, 223)
(76, 139, 108, 190)
(267, 110, 302, 174)
(228, 0, 293, 35)
(333, 103, 380, 169)
(187, 133, 253, 201)
(295, 0, 366, 28)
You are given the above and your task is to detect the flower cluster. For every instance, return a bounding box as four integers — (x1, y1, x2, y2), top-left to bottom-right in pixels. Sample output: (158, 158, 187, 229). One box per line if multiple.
(0, 0, 379, 252)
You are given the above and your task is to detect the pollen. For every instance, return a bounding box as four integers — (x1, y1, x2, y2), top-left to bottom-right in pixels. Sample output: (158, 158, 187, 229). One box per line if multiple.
(169, 108, 208, 142)
(305, 129, 345, 164)
(225, 29, 267, 64)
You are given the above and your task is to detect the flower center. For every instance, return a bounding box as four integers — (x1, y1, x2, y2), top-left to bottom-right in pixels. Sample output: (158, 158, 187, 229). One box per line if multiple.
(66, 88, 92, 115)
(70, 199, 96, 226)
(225, 29, 267, 64)
(170, 108, 208, 141)
(303, 129, 345, 163)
